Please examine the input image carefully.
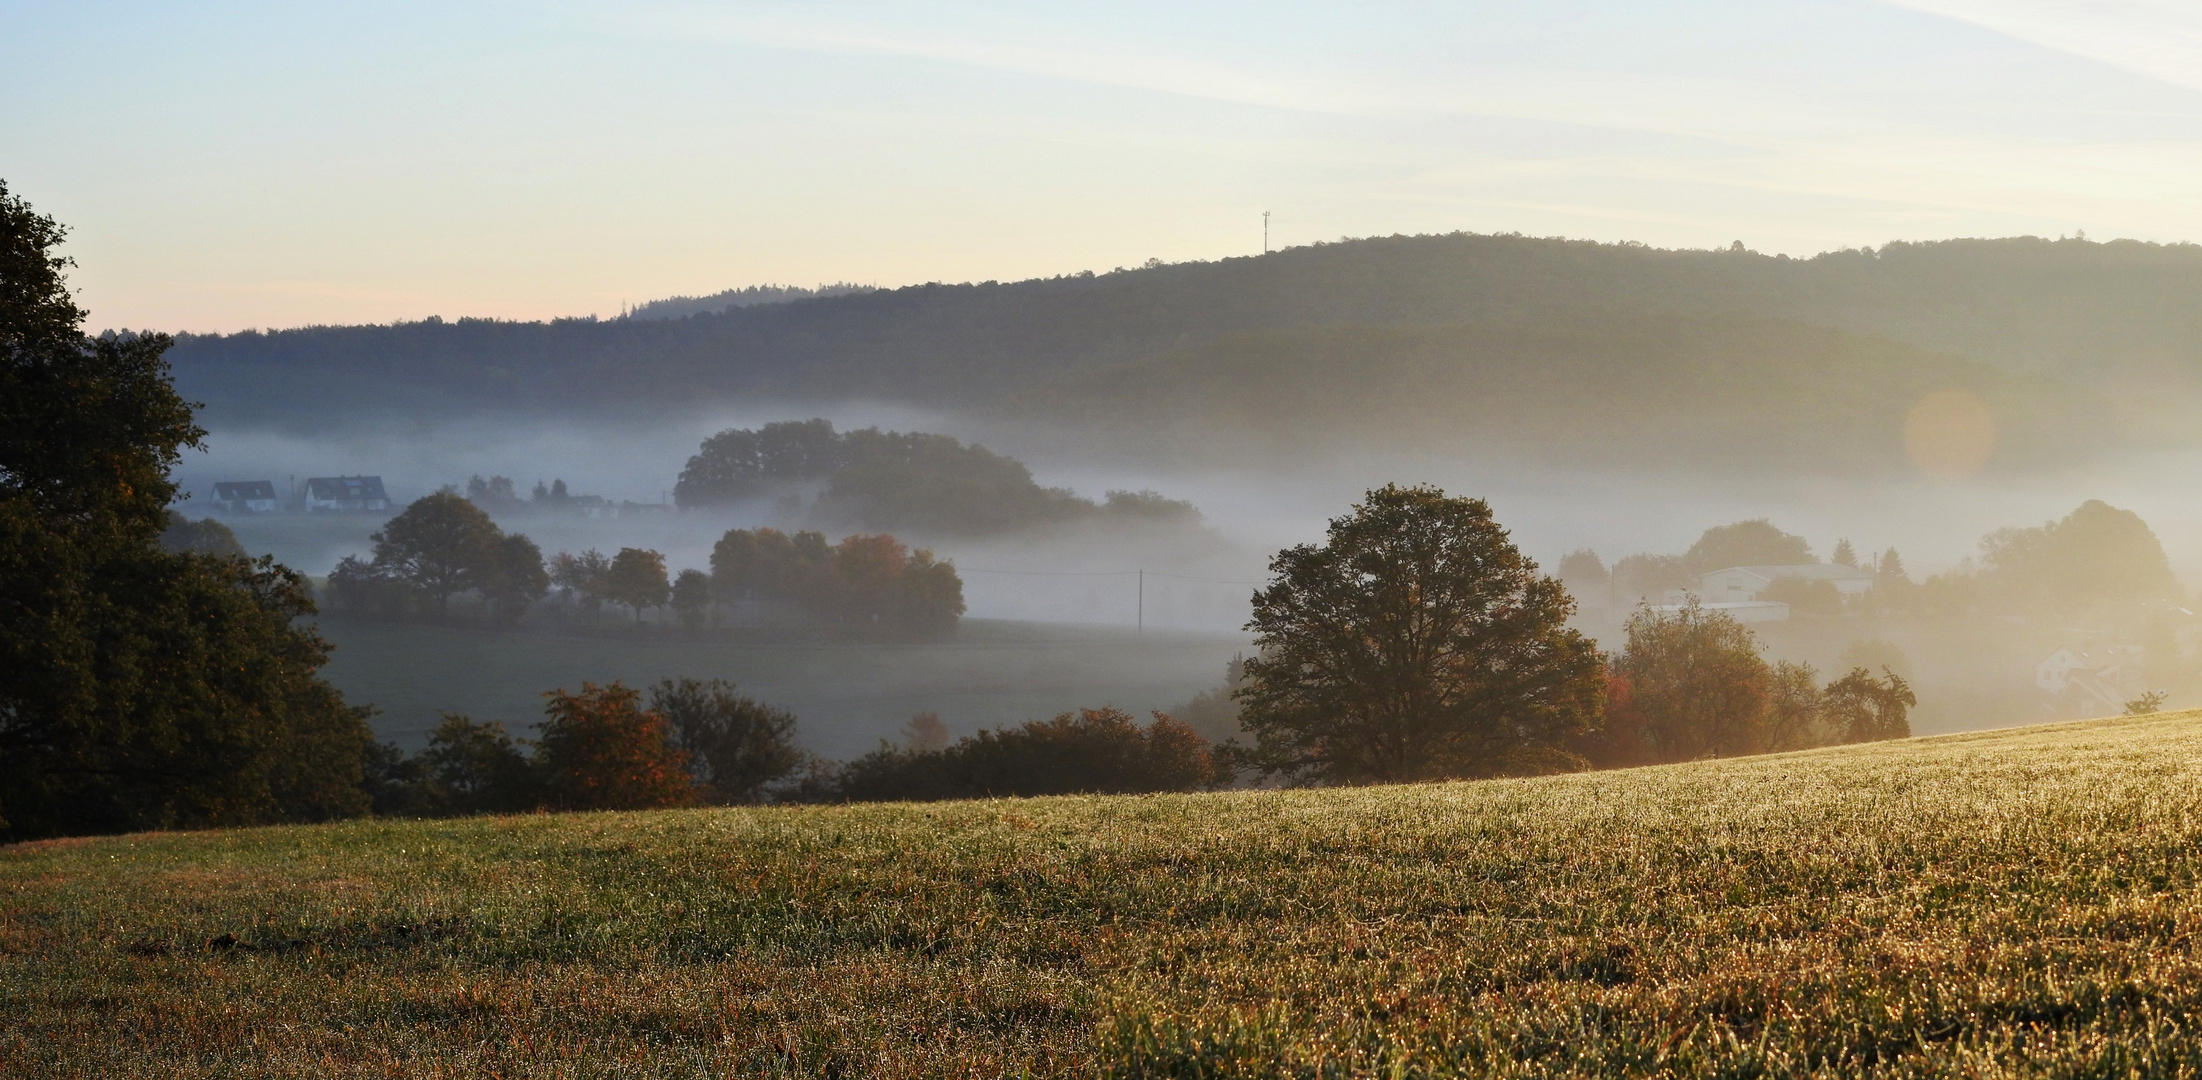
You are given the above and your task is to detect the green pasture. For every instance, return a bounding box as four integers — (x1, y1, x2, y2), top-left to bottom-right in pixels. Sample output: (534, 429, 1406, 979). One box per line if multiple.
(8, 712, 2202, 1077)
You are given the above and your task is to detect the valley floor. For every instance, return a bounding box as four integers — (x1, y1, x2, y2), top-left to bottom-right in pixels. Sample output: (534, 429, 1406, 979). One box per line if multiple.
(8, 713, 2202, 1077)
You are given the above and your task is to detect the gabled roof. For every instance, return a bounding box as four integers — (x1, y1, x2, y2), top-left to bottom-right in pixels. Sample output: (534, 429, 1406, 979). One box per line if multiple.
(305, 475, 389, 501)
(214, 480, 277, 500)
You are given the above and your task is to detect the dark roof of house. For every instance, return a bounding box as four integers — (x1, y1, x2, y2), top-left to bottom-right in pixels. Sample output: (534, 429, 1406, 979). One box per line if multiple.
(214, 480, 278, 500)
(304, 475, 389, 501)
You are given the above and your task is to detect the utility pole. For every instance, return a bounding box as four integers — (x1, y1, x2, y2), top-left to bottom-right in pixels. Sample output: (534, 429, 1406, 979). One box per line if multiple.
(1263, 211, 1270, 254)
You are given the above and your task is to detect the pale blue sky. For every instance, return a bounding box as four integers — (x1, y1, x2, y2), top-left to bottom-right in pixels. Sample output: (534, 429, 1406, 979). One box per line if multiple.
(7, 0, 2202, 331)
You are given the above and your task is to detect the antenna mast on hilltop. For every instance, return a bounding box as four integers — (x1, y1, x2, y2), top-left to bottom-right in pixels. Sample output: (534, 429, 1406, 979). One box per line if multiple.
(1263, 211, 1271, 254)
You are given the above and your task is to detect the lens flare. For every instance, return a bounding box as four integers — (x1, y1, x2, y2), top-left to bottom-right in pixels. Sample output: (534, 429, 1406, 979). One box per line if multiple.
(1904, 389, 1996, 480)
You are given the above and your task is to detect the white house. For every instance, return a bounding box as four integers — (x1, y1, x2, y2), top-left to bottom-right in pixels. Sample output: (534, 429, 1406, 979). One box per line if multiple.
(1698, 564, 1876, 602)
(304, 475, 391, 513)
(2036, 644, 2147, 714)
(212, 480, 278, 513)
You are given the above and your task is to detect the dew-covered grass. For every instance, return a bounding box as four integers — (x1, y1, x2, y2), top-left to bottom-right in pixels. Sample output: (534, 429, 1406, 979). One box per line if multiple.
(8, 712, 2202, 1077)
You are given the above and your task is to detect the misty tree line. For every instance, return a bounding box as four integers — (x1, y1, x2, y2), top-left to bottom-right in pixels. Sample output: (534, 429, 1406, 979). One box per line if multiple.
(321, 492, 967, 638)
(369, 680, 1225, 816)
(1560, 500, 2181, 620)
(372, 486, 1926, 817)
(674, 418, 1199, 535)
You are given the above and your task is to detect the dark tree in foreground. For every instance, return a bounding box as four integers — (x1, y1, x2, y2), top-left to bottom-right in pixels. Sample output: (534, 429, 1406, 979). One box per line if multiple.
(1237, 485, 1604, 784)
(649, 678, 805, 803)
(0, 182, 372, 839)
(397, 714, 537, 815)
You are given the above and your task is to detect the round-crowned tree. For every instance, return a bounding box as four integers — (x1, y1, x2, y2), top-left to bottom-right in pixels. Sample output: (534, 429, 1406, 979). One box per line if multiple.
(370, 491, 501, 618)
(1238, 485, 1604, 784)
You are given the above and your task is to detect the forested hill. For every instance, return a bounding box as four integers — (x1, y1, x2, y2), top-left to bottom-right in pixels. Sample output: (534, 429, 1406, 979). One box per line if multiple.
(168, 231, 2202, 430)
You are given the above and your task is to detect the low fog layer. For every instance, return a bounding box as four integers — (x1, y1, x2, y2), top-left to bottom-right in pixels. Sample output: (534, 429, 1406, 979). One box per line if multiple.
(176, 402, 2202, 758)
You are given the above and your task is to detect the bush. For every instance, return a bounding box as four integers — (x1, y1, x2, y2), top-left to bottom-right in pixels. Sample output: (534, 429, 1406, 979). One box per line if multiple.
(1606, 600, 1773, 762)
(1824, 667, 1915, 743)
(534, 682, 694, 811)
(821, 707, 1229, 802)
(649, 678, 805, 803)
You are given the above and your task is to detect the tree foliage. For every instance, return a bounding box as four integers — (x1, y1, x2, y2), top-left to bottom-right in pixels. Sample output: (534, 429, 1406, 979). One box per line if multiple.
(669, 568, 712, 628)
(649, 678, 805, 803)
(367, 492, 502, 617)
(820, 708, 1225, 802)
(1237, 485, 1604, 784)
(602, 547, 671, 623)
(1586, 603, 1914, 768)
(328, 493, 546, 622)
(159, 512, 245, 557)
(0, 182, 373, 840)
(1823, 668, 1916, 743)
(533, 682, 694, 811)
(709, 527, 965, 638)
(675, 419, 1199, 535)
(1684, 519, 1814, 573)
(372, 714, 537, 817)
(1980, 499, 2180, 612)
(1609, 600, 1775, 761)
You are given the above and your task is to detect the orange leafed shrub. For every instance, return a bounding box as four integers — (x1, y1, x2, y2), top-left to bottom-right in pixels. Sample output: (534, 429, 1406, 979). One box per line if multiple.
(535, 682, 695, 811)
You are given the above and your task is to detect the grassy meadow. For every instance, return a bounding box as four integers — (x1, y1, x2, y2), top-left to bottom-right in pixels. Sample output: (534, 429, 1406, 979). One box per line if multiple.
(9, 712, 2202, 1077)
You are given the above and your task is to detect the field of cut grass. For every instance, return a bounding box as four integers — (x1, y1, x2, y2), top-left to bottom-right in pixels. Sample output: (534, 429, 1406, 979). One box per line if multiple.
(9, 712, 2202, 1077)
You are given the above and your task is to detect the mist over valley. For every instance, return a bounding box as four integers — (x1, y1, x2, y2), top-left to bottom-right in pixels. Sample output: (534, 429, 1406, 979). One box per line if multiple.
(151, 232, 2202, 759)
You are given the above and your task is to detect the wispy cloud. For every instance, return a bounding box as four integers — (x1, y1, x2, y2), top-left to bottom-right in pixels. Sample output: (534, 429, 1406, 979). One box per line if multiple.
(1881, 0, 2202, 92)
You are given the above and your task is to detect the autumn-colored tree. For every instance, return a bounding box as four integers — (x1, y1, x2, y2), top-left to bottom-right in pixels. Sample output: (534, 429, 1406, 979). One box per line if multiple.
(534, 682, 694, 811)
(1614, 599, 1773, 761)
(1823, 667, 1915, 743)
